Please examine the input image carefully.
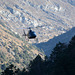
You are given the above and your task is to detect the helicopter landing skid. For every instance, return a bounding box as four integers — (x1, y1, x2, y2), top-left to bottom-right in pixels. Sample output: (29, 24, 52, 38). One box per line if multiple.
(25, 38, 38, 43)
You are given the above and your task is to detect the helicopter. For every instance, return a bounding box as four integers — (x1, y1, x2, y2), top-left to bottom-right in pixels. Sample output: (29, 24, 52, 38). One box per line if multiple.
(22, 27, 38, 41)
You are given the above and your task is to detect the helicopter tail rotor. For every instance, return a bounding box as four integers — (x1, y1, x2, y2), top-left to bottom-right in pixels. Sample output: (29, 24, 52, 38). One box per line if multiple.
(22, 29, 26, 38)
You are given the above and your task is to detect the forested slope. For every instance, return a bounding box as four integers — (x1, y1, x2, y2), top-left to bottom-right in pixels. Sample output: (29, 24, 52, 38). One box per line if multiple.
(0, 22, 44, 72)
(1, 35, 75, 75)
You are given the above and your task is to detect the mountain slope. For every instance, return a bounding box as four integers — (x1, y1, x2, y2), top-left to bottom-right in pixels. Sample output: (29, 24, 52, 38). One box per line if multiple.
(0, 0, 75, 43)
(35, 27, 75, 56)
(0, 22, 44, 72)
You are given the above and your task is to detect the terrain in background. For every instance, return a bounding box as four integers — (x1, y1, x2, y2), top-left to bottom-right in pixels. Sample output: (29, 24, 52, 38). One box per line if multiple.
(0, 0, 75, 43)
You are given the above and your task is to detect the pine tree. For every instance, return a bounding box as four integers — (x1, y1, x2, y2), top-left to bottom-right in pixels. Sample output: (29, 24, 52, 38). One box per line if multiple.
(28, 55, 43, 75)
(50, 42, 67, 62)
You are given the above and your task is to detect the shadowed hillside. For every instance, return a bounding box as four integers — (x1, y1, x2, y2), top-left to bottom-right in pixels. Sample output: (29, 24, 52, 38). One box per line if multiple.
(35, 27, 75, 56)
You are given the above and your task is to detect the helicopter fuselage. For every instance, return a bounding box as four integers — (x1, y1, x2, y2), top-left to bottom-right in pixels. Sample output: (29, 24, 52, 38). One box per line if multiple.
(27, 31, 36, 39)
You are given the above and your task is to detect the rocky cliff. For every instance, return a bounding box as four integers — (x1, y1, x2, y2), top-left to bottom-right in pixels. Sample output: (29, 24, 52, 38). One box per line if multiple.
(0, 0, 75, 43)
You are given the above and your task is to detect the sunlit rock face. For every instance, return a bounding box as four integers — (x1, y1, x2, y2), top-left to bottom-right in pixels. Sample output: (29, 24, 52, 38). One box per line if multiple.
(0, 0, 75, 43)
(62, 0, 75, 6)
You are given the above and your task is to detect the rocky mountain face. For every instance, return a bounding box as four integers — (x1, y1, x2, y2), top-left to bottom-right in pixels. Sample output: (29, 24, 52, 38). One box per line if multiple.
(0, 0, 75, 43)
(0, 0, 75, 72)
